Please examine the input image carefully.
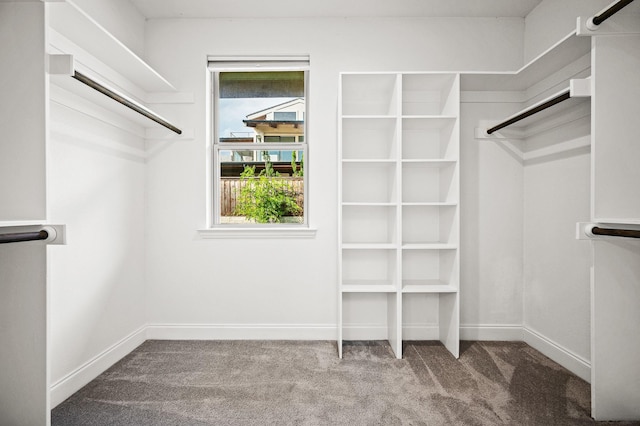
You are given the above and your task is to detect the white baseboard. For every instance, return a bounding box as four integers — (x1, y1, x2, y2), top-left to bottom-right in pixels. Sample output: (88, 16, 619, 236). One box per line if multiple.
(523, 327, 591, 382)
(50, 325, 147, 408)
(146, 323, 337, 340)
(460, 324, 524, 341)
(342, 324, 388, 340)
(341, 324, 439, 340)
(402, 324, 439, 340)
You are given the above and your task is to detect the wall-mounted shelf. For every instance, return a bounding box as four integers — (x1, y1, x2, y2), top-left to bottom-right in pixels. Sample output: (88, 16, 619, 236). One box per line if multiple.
(402, 282, 457, 293)
(342, 283, 397, 293)
(476, 79, 591, 139)
(48, 0, 175, 93)
(46, 1, 191, 139)
(461, 31, 591, 91)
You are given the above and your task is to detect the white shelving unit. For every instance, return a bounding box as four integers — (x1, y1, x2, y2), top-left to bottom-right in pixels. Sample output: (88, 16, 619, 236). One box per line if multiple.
(338, 72, 460, 359)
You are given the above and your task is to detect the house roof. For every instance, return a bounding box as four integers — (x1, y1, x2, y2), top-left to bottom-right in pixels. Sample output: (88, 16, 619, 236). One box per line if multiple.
(246, 98, 304, 120)
(242, 120, 303, 129)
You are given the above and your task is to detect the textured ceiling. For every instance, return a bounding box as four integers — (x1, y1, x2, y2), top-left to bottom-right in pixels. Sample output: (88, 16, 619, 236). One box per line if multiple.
(131, 0, 543, 19)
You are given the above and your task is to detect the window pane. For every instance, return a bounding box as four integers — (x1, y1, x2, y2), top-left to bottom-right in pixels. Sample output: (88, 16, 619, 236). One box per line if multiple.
(264, 136, 296, 143)
(215, 69, 306, 226)
(219, 149, 304, 224)
(219, 71, 304, 98)
(274, 111, 297, 120)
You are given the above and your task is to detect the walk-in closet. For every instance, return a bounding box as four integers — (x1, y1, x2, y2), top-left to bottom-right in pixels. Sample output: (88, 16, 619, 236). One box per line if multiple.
(1, 0, 639, 424)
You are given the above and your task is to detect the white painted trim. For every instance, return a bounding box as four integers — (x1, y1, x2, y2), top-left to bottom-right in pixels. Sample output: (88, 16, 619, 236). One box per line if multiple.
(460, 324, 524, 341)
(198, 227, 317, 239)
(146, 323, 336, 340)
(342, 324, 388, 341)
(50, 325, 146, 408)
(402, 324, 440, 340)
(342, 324, 440, 341)
(523, 327, 591, 383)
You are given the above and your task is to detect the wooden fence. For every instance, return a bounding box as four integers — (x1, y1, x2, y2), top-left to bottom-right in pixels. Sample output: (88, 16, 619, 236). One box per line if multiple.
(220, 177, 304, 217)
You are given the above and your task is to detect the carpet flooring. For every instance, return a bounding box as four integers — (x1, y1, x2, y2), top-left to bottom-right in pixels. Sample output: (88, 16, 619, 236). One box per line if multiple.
(52, 340, 637, 425)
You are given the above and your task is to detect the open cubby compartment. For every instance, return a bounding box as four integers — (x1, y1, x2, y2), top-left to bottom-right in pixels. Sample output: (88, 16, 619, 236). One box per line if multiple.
(402, 293, 440, 340)
(342, 117, 398, 160)
(402, 117, 458, 160)
(341, 73, 398, 116)
(402, 74, 458, 116)
(401, 162, 457, 203)
(341, 248, 398, 289)
(343, 205, 397, 245)
(402, 204, 458, 245)
(401, 248, 459, 290)
(341, 292, 400, 354)
(342, 162, 397, 204)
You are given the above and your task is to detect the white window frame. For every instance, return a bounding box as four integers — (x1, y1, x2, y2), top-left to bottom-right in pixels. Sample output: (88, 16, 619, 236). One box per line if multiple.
(200, 56, 315, 238)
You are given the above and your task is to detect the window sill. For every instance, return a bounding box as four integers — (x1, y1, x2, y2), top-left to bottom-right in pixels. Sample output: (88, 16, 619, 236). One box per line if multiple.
(197, 227, 317, 239)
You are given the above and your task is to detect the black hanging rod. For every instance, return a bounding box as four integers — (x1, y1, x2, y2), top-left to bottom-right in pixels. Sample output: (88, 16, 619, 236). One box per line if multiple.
(486, 90, 571, 135)
(591, 0, 635, 26)
(0, 230, 49, 245)
(72, 71, 182, 135)
(591, 226, 640, 239)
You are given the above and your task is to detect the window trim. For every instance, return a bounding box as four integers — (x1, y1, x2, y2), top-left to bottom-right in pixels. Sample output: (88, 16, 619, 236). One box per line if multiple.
(203, 57, 314, 237)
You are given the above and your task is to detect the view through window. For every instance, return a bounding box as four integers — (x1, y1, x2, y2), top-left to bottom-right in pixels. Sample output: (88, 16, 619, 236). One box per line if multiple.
(212, 65, 308, 225)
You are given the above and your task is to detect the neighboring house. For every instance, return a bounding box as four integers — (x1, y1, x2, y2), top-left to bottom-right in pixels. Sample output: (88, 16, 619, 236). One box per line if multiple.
(221, 98, 305, 176)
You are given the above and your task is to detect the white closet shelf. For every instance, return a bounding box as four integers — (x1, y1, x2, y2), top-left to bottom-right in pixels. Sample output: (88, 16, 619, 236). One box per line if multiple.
(461, 31, 590, 91)
(342, 202, 397, 206)
(342, 159, 397, 163)
(401, 159, 457, 167)
(402, 202, 457, 206)
(341, 283, 397, 293)
(342, 243, 397, 250)
(401, 115, 457, 120)
(48, 0, 175, 93)
(402, 281, 457, 293)
(0, 220, 47, 228)
(477, 81, 591, 139)
(402, 243, 457, 250)
(342, 115, 397, 119)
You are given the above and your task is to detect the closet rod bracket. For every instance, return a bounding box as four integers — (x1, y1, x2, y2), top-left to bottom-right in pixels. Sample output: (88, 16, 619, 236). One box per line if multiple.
(577, 222, 640, 240)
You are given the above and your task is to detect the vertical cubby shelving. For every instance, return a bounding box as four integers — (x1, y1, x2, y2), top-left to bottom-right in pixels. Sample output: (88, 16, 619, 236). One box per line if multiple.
(338, 72, 460, 359)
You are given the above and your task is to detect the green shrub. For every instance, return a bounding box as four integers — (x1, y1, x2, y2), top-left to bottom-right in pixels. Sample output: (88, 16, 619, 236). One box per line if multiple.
(234, 164, 301, 223)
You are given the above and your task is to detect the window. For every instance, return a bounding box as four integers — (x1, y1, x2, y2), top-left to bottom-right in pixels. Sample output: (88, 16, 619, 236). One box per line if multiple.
(273, 111, 297, 121)
(208, 57, 309, 228)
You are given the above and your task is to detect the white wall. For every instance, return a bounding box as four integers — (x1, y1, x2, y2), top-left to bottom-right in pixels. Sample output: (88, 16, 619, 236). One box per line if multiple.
(45, 1, 148, 406)
(523, 144, 592, 369)
(520, 0, 609, 380)
(460, 101, 524, 336)
(47, 102, 147, 405)
(143, 17, 525, 338)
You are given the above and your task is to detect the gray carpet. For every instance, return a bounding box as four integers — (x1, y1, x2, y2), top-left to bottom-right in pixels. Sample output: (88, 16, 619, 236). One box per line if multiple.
(52, 340, 636, 425)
